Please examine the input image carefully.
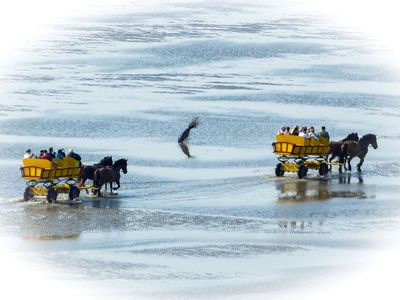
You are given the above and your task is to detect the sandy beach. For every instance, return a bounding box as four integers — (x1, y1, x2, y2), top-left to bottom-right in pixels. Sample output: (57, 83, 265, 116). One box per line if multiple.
(1, 1, 400, 299)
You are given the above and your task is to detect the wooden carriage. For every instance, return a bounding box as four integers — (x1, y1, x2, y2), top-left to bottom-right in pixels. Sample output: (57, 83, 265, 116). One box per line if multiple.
(272, 135, 331, 178)
(20, 157, 86, 203)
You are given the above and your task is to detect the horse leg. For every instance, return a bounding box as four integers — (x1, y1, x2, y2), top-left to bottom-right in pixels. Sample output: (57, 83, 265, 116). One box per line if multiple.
(80, 178, 90, 194)
(109, 182, 114, 194)
(357, 157, 364, 172)
(347, 157, 352, 172)
(95, 182, 103, 197)
(329, 155, 335, 171)
(98, 185, 102, 197)
(113, 179, 120, 191)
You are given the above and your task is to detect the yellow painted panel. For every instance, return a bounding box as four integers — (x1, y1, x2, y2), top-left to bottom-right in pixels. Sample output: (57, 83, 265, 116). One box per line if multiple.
(64, 157, 80, 168)
(22, 158, 52, 169)
(275, 135, 310, 146)
(319, 137, 330, 146)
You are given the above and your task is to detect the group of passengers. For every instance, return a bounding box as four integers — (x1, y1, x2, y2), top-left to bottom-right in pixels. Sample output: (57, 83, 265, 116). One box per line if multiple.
(23, 147, 81, 161)
(277, 126, 330, 141)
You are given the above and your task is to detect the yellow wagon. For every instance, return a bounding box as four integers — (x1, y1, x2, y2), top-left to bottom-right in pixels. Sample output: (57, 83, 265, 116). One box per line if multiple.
(20, 157, 84, 203)
(272, 135, 331, 178)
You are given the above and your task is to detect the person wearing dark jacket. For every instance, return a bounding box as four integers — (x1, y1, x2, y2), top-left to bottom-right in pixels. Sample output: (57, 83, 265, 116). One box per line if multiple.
(67, 149, 81, 161)
(48, 147, 56, 158)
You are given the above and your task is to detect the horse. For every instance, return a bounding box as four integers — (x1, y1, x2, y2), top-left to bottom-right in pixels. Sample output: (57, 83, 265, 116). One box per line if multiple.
(93, 158, 128, 197)
(328, 132, 359, 164)
(339, 134, 378, 173)
(178, 117, 199, 158)
(78, 156, 113, 187)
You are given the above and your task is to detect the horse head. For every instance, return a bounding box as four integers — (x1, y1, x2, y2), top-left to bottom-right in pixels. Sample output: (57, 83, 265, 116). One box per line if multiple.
(114, 158, 128, 174)
(370, 134, 378, 149)
(360, 134, 378, 149)
(99, 156, 113, 166)
(348, 132, 359, 141)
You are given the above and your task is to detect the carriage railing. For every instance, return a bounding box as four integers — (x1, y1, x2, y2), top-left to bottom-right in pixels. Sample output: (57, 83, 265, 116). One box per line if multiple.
(20, 158, 81, 180)
(273, 142, 330, 156)
(20, 166, 81, 180)
(272, 135, 330, 157)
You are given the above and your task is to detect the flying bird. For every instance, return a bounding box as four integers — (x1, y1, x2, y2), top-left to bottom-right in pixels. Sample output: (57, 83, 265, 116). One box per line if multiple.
(178, 117, 199, 158)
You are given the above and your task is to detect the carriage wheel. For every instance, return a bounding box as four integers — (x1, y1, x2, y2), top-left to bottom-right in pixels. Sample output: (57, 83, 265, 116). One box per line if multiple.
(275, 163, 285, 177)
(297, 165, 308, 179)
(68, 186, 80, 201)
(23, 187, 34, 201)
(46, 188, 58, 203)
(319, 163, 329, 176)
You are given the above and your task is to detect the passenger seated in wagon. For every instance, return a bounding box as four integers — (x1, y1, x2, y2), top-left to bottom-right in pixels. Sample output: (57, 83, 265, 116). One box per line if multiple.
(318, 126, 330, 139)
(23, 149, 35, 159)
(55, 149, 64, 160)
(308, 127, 319, 140)
(298, 127, 309, 138)
(67, 148, 82, 166)
(283, 127, 290, 135)
(67, 148, 81, 161)
(290, 125, 299, 135)
(276, 127, 286, 135)
(40, 150, 53, 161)
(48, 147, 56, 158)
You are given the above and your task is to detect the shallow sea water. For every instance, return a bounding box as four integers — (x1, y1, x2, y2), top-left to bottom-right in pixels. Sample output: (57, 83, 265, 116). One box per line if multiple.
(0, 1, 400, 299)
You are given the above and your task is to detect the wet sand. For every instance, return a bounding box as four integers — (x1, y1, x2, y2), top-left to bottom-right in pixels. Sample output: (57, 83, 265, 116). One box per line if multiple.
(1, 0, 400, 299)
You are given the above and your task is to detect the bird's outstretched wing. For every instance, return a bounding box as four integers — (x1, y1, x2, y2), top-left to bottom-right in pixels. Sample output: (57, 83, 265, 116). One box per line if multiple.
(179, 142, 192, 158)
(178, 117, 199, 143)
(178, 117, 199, 157)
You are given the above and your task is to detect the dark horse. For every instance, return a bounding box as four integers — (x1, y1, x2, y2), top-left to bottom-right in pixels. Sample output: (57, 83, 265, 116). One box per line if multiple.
(93, 158, 128, 196)
(339, 134, 378, 173)
(328, 132, 359, 170)
(178, 117, 199, 158)
(78, 156, 113, 187)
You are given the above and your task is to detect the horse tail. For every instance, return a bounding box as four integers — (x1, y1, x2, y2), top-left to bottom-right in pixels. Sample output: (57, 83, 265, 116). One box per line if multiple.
(339, 143, 349, 164)
(77, 165, 85, 186)
(93, 170, 100, 188)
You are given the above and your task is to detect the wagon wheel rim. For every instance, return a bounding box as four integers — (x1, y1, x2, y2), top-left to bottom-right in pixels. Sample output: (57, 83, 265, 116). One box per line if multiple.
(297, 165, 308, 179)
(275, 163, 285, 177)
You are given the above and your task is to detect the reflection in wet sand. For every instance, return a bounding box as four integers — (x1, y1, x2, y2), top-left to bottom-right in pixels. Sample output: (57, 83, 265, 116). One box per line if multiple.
(339, 173, 364, 184)
(19, 198, 122, 239)
(277, 220, 323, 231)
(24, 234, 79, 241)
(276, 175, 366, 203)
(276, 179, 330, 202)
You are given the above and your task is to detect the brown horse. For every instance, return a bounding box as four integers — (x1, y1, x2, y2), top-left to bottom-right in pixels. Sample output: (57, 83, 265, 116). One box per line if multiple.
(78, 156, 113, 187)
(93, 158, 128, 196)
(328, 132, 359, 168)
(339, 134, 378, 173)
